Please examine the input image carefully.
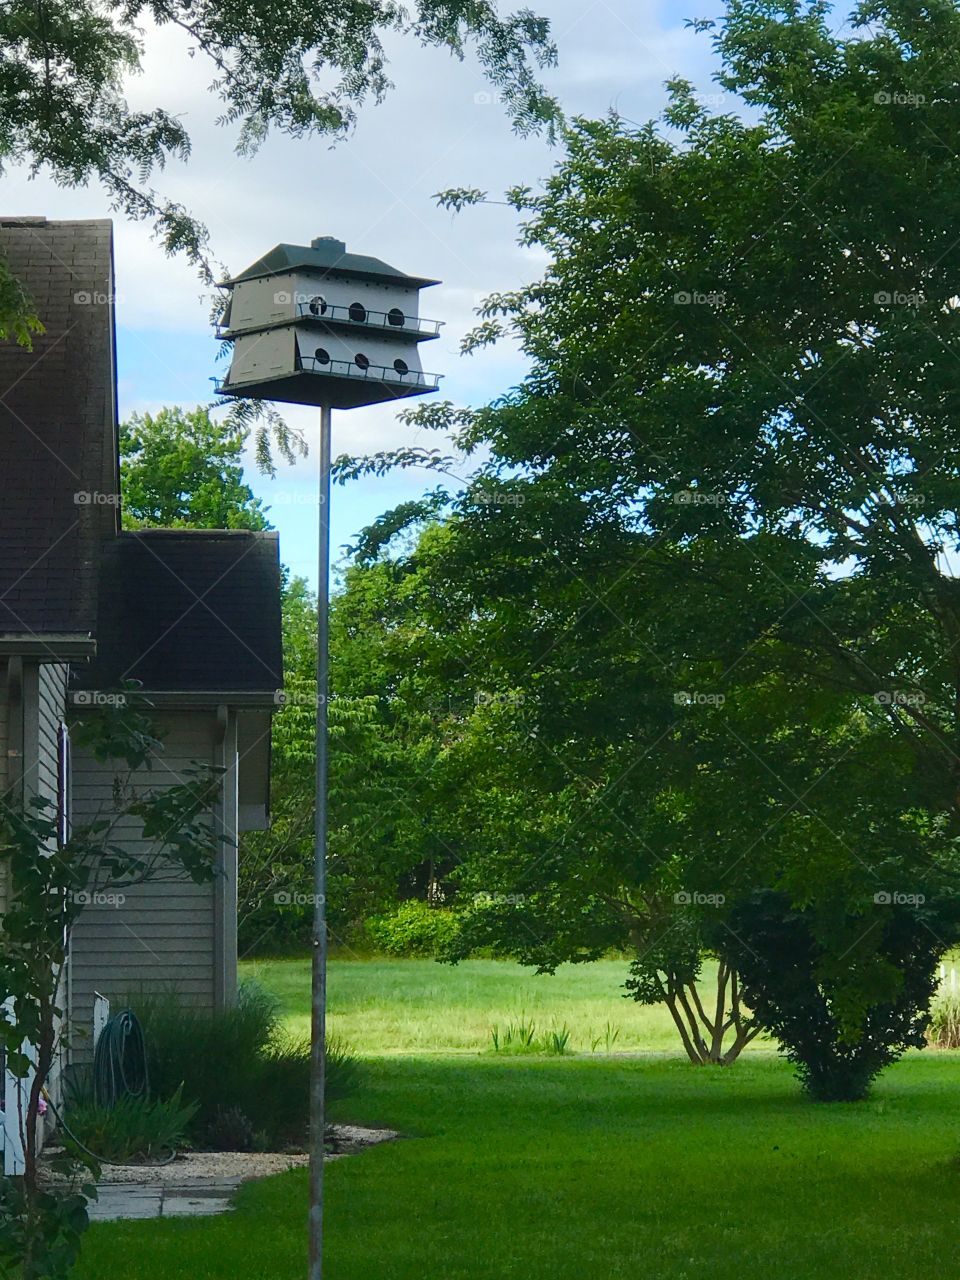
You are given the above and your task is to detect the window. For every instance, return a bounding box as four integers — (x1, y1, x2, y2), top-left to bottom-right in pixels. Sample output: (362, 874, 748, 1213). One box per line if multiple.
(57, 722, 71, 848)
(314, 347, 331, 364)
(348, 302, 367, 323)
(387, 307, 406, 328)
(308, 295, 327, 316)
(354, 353, 370, 371)
(393, 358, 409, 375)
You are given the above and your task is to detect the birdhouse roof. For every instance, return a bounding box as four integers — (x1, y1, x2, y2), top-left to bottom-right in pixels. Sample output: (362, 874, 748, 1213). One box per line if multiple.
(226, 237, 440, 290)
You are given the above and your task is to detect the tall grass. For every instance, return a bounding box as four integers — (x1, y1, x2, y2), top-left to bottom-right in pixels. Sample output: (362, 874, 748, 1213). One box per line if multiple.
(127, 981, 359, 1150)
(927, 991, 960, 1048)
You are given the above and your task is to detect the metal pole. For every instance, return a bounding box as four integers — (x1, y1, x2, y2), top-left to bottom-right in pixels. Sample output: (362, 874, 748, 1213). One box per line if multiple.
(309, 402, 332, 1280)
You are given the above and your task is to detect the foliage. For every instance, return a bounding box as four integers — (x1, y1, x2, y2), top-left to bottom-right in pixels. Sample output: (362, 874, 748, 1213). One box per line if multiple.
(0, 699, 221, 1277)
(62, 1088, 198, 1164)
(363, 902, 462, 958)
(488, 1015, 570, 1054)
(130, 982, 359, 1149)
(0, 1178, 94, 1280)
(489, 1016, 536, 1053)
(720, 890, 949, 1102)
(119, 407, 271, 530)
(0, 258, 43, 348)
(334, 0, 960, 1093)
(0, 0, 558, 351)
(240, 567, 453, 953)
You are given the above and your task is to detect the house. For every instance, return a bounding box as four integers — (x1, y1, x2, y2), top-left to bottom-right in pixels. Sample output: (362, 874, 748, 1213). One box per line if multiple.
(0, 218, 283, 1116)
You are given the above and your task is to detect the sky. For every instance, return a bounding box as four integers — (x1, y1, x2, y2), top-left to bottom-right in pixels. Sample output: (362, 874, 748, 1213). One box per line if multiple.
(3, 0, 730, 587)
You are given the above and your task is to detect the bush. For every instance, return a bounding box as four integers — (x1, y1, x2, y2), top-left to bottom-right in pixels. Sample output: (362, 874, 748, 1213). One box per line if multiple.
(63, 1086, 197, 1163)
(928, 991, 960, 1048)
(127, 981, 360, 1150)
(363, 901, 461, 957)
(721, 890, 942, 1102)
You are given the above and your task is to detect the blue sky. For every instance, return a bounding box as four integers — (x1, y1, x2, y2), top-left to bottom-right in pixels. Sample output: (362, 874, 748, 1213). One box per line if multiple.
(10, 0, 731, 587)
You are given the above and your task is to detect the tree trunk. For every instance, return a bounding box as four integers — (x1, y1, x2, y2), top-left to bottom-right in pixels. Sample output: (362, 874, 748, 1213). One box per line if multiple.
(663, 963, 758, 1065)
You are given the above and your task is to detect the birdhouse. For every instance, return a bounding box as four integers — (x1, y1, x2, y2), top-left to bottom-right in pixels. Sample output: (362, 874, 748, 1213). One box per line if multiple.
(216, 236, 442, 409)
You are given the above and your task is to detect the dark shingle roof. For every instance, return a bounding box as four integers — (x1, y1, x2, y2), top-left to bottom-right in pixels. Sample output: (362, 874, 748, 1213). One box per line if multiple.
(226, 235, 439, 290)
(0, 217, 118, 637)
(78, 530, 283, 696)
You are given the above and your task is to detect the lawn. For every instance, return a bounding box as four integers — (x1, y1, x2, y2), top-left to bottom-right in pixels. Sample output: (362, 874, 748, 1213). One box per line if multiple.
(241, 955, 721, 1054)
(75, 959, 960, 1279)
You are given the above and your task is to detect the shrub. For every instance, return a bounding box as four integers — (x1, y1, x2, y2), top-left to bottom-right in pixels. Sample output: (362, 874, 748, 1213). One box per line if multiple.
(928, 991, 960, 1048)
(363, 901, 461, 957)
(127, 981, 360, 1149)
(721, 890, 943, 1102)
(63, 1086, 197, 1163)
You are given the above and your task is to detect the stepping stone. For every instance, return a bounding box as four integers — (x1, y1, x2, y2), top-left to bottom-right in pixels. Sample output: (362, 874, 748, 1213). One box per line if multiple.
(90, 1187, 163, 1222)
(162, 1192, 234, 1218)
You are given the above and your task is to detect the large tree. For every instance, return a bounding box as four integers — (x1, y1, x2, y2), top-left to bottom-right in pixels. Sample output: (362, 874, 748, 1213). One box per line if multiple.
(340, 0, 960, 1095)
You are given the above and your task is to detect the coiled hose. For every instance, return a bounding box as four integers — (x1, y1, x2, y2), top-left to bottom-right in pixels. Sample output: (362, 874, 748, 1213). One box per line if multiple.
(92, 1010, 149, 1109)
(50, 1009, 175, 1167)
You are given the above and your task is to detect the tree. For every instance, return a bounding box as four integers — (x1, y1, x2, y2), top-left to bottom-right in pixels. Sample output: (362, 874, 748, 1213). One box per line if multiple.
(0, 0, 558, 345)
(120, 407, 270, 530)
(239, 562, 455, 953)
(340, 0, 960, 1094)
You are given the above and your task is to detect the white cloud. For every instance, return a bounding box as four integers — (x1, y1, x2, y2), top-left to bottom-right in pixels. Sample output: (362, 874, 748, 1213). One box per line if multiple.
(4, 0, 725, 580)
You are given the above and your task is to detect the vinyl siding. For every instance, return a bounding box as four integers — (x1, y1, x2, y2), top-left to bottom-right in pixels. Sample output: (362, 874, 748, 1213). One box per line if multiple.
(0, 660, 8, 914)
(68, 711, 222, 1060)
(35, 663, 67, 813)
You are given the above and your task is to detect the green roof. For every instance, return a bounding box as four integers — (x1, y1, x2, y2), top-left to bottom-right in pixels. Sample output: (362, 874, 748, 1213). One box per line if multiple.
(226, 237, 439, 289)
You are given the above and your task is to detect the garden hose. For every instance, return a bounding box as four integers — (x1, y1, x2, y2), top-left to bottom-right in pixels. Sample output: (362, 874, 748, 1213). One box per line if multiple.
(44, 1008, 176, 1167)
(92, 1010, 149, 1109)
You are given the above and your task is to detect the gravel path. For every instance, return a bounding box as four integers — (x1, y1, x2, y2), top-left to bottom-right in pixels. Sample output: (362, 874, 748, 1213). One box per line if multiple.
(43, 1125, 399, 1188)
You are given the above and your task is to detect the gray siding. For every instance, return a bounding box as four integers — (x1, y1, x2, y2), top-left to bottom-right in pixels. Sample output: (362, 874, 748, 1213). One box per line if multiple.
(0, 661, 8, 913)
(36, 663, 67, 813)
(68, 711, 223, 1058)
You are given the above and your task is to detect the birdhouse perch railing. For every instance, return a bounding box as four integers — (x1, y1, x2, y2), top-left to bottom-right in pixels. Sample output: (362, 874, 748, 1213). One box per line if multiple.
(295, 300, 442, 337)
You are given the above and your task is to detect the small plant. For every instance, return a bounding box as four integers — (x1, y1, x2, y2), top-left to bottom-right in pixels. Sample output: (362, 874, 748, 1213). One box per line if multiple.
(490, 1016, 538, 1053)
(590, 1022, 622, 1054)
(928, 991, 960, 1048)
(540, 1023, 571, 1055)
(63, 1086, 197, 1163)
(202, 1106, 260, 1153)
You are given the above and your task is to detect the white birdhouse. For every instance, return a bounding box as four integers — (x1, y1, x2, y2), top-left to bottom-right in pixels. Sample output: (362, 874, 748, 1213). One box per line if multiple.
(217, 236, 443, 409)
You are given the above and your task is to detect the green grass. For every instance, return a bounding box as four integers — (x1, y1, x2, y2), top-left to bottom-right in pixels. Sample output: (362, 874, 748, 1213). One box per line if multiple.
(75, 958, 960, 1279)
(240, 955, 730, 1054)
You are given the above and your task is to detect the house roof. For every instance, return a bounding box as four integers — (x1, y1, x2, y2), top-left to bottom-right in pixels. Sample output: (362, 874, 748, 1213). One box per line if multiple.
(0, 218, 118, 640)
(77, 530, 283, 699)
(226, 236, 440, 290)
